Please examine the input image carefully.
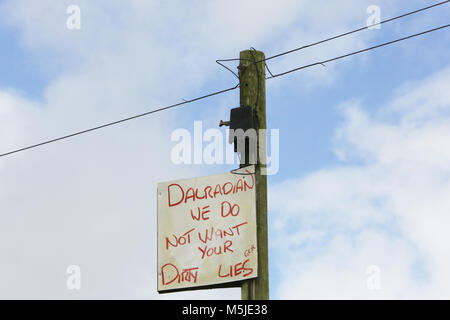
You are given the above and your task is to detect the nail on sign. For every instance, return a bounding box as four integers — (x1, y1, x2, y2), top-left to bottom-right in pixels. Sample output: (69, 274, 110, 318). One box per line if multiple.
(157, 166, 258, 292)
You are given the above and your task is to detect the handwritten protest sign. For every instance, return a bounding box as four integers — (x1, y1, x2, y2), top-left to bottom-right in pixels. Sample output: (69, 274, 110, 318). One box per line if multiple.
(157, 166, 257, 292)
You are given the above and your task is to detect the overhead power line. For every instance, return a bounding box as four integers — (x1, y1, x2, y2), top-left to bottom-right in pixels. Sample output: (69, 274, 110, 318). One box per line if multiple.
(1, 25, 449, 158)
(267, 23, 450, 79)
(261, 0, 450, 63)
(215, 0, 450, 75)
(0, 84, 239, 158)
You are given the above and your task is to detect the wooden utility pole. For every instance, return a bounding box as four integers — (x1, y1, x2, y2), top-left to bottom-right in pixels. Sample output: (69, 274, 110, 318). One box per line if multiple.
(238, 49, 269, 300)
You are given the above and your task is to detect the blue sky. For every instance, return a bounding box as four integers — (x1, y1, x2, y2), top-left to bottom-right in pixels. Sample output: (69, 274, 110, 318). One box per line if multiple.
(1, 0, 450, 299)
(0, 25, 48, 100)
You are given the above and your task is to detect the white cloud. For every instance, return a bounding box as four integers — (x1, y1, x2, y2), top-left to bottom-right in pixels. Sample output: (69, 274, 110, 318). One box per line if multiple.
(0, 90, 39, 159)
(0, 0, 331, 300)
(0, 0, 247, 299)
(270, 67, 450, 299)
(0, 0, 435, 299)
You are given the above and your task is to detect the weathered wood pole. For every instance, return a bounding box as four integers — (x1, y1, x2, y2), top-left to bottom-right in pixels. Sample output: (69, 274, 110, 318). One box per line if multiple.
(239, 49, 269, 300)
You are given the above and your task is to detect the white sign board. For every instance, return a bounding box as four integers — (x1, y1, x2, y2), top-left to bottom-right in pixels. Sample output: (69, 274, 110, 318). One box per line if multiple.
(157, 166, 258, 292)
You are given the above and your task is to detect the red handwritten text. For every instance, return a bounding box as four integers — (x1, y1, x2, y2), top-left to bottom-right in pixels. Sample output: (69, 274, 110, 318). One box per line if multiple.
(167, 173, 254, 207)
(198, 222, 248, 244)
(165, 228, 195, 250)
(161, 263, 199, 286)
(190, 205, 211, 221)
(221, 201, 240, 218)
(218, 258, 253, 278)
(197, 240, 234, 259)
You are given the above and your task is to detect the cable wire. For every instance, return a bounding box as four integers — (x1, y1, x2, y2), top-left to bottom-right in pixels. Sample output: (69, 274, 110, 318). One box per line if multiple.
(266, 23, 450, 79)
(1, 23, 449, 158)
(261, 0, 450, 63)
(216, 59, 240, 80)
(215, 0, 450, 68)
(0, 84, 239, 158)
